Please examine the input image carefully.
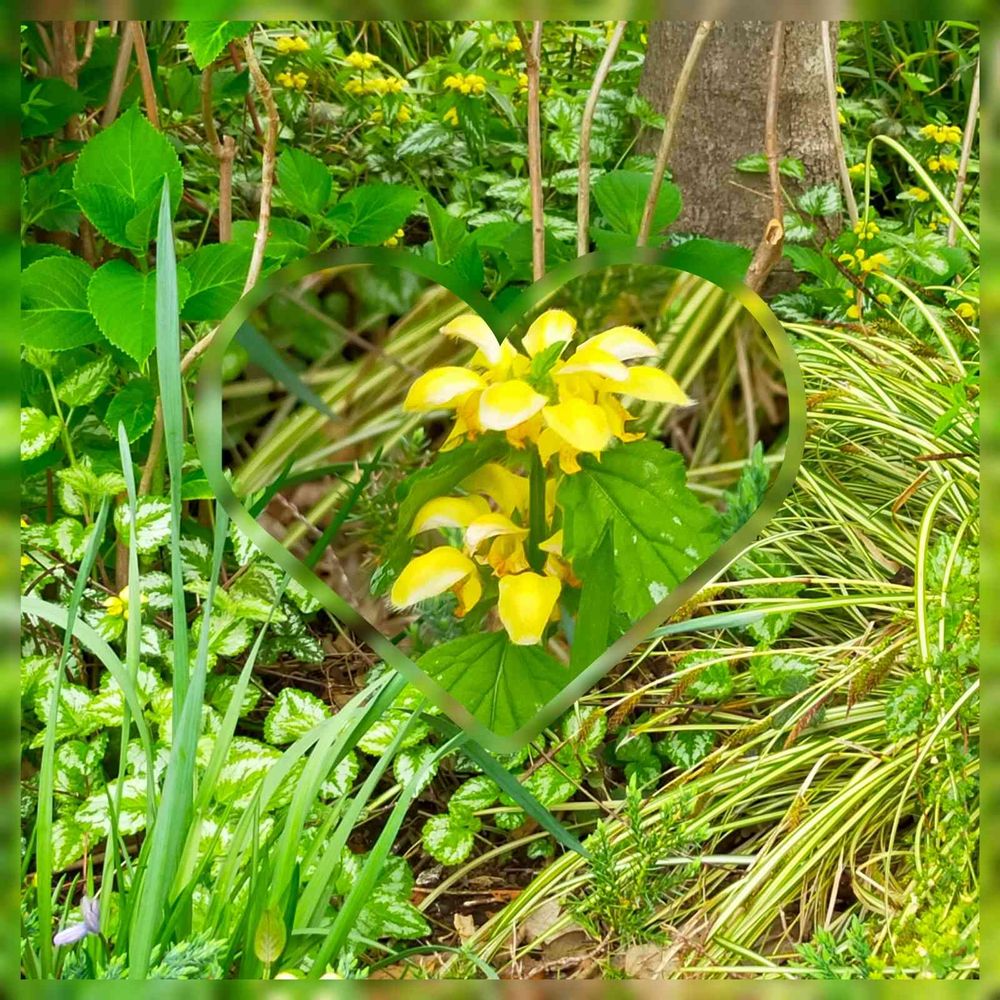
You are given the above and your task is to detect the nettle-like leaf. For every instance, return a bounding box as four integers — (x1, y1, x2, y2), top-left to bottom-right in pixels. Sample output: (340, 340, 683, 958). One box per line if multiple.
(206, 674, 262, 718)
(114, 496, 171, 553)
(396, 121, 454, 158)
(560, 440, 720, 621)
(797, 182, 843, 218)
(104, 380, 157, 441)
(180, 242, 253, 321)
(326, 183, 421, 245)
(682, 652, 734, 702)
(56, 355, 115, 407)
(88, 260, 191, 365)
(54, 735, 108, 797)
(749, 653, 814, 698)
(418, 631, 569, 737)
(277, 147, 332, 218)
(21, 256, 101, 351)
(449, 775, 499, 818)
(259, 612, 324, 665)
(231, 217, 311, 265)
(76, 776, 149, 837)
(20, 407, 61, 461)
(421, 811, 480, 866)
(56, 458, 125, 516)
(50, 819, 87, 871)
(592, 169, 682, 238)
(321, 750, 359, 799)
(263, 687, 329, 745)
(393, 743, 440, 794)
(357, 710, 430, 755)
(185, 20, 254, 70)
(214, 737, 282, 807)
(72, 107, 183, 251)
(658, 729, 715, 769)
(22, 161, 80, 232)
(49, 517, 96, 562)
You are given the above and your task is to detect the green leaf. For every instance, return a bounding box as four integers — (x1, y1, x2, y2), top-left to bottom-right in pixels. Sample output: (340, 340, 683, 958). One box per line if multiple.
(22, 161, 79, 233)
(658, 729, 714, 769)
(449, 775, 499, 818)
(21, 256, 101, 350)
(56, 355, 115, 407)
(559, 440, 720, 621)
(328, 183, 421, 245)
(73, 107, 184, 250)
(358, 895, 430, 939)
(665, 239, 752, 285)
(114, 496, 171, 553)
(720, 440, 769, 537)
(277, 147, 332, 218)
(393, 744, 440, 794)
(734, 153, 768, 173)
(591, 170, 682, 237)
(683, 654, 734, 701)
(797, 182, 843, 217)
(418, 631, 569, 736)
(422, 812, 479, 865)
(263, 687, 330, 745)
(885, 676, 930, 739)
(88, 260, 191, 365)
(254, 907, 287, 965)
(20, 408, 61, 461)
(104, 380, 157, 441)
(750, 654, 814, 697)
(185, 21, 254, 70)
(396, 122, 454, 158)
(424, 193, 468, 263)
(180, 242, 252, 321)
(570, 526, 615, 670)
(231, 217, 310, 264)
(780, 157, 807, 180)
(21, 77, 87, 138)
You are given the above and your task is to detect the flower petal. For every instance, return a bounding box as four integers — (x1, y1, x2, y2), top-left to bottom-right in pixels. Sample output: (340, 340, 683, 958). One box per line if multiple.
(390, 547, 478, 607)
(539, 529, 563, 555)
(607, 366, 692, 405)
(463, 463, 530, 515)
(521, 309, 577, 358)
(557, 346, 629, 381)
(403, 367, 485, 410)
(581, 325, 658, 361)
(465, 513, 528, 551)
(542, 399, 612, 453)
(410, 496, 491, 535)
(498, 572, 561, 645)
(453, 571, 482, 617)
(479, 380, 548, 431)
(441, 314, 501, 366)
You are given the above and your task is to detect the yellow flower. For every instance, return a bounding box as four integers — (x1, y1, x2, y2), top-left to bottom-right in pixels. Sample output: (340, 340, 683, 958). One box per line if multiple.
(928, 155, 958, 174)
(506, 36, 522, 53)
(838, 110, 847, 125)
(904, 186, 930, 202)
(277, 71, 308, 91)
(836, 84, 846, 96)
(877, 293, 892, 306)
(444, 72, 486, 96)
(103, 587, 148, 620)
(498, 572, 560, 645)
(345, 77, 366, 96)
(853, 218, 880, 240)
(390, 546, 482, 617)
(396, 104, 412, 123)
(921, 122, 962, 144)
(383, 228, 405, 248)
(444, 106, 459, 125)
(846, 304, 862, 320)
(859, 251, 889, 274)
(518, 73, 528, 93)
(848, 162, 866, 177)
(345, 51, 379, 70)
(955, 302, 977, 322)
(276, 36, 309, 54)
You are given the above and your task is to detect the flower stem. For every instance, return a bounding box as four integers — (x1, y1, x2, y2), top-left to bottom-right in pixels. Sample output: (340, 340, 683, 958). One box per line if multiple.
(527, 450, 547, 572)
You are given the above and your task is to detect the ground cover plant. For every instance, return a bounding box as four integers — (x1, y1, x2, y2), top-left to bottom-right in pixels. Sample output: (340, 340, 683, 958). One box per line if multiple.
(20, 19, 978, 980)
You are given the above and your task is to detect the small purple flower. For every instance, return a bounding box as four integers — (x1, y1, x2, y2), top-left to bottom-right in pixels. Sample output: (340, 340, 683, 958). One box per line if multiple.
(53, 895, 100, 948)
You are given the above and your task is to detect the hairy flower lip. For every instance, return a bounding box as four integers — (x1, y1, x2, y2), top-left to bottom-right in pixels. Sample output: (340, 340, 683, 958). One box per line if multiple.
(479, 380, 548, 431)
(390, 546, 481, 615)
(410, 495, 491, 535)
(580, 325, 658, 361)
(403, 367, 485, 410)
(441, 314, 503, 366)
(465, 512, 528, 551)
(521, 309, 577, 358)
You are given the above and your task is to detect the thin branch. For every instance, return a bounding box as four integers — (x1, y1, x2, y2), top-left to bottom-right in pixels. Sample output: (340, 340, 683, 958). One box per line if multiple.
(578, 21, 626, 256)
(516, 21, 545, 280)
(101, 24, 134, 126)
(948, 56, 979, 247)
(745, 21, 787, 293)
(821, 21, 858, 226)
(229, 40, 264, 142)
(201, 66, 236, 242)
(128, 22, 160, 128)
(637, 19, 714, 247)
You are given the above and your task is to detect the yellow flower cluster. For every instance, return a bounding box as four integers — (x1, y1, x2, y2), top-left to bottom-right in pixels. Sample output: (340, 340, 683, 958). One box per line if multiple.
(391, 310, 691, 645)
(848, 162, 866, 178)
(488, 32, 521, 53)
(904, 186, 930, 202)
(853, 218, 880, 241)
(346, 75, 406, 97)
(444, 72, 487, 95)
(920, 122, 962, 144)
(345, 51, 380, 70)
(383, 228, 405, 247)
(370, 105, 412, 124)
(838, 247, 889, 275)
(955, 302, 977, 322)
(443, 106, 459, 125)
(928, 154, 958, 174)
(276, 71, 308, 91)
(275, 36, 309, 54)
(104, 587, 148, 620)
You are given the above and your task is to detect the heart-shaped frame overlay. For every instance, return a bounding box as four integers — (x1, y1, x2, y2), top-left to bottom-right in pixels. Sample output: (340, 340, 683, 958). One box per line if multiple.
(193, 246, 806, 752)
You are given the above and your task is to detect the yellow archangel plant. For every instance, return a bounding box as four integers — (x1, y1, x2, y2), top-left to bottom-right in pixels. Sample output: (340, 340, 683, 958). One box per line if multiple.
(389, 309, 691, 646)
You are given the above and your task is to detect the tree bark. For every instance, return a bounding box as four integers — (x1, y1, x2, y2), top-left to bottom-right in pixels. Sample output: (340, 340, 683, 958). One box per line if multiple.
(639, 21, 841, 287)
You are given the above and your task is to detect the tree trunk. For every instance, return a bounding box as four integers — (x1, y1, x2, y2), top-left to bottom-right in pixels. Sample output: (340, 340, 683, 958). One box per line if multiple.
(639, 21, 841, 288)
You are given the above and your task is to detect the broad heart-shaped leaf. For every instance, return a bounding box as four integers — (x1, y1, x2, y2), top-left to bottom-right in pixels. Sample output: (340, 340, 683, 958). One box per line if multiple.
(88, 260, 191, 365)
(21, 256, 101, 350)
(73, 107, 183, 250)
(104, 380, 156, 441)
(277, 147, 332, 219)
(417, 632, 572, 737)
(327, 183, 422, 245)
(559, 440, 721, 622)
(592, 170, 682, 237)
(180, 242, 252, 321)
(185, 21, 254, 69)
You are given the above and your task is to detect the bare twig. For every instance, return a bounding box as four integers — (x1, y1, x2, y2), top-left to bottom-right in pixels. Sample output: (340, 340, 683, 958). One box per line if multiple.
(516, 21, 545, 280)
(101, 25, 134, 126)
(229, 40, 265, 142)
(637, 19, 714, 246)
(201, 66, 236, 242)
(128, 22, 160, 128)
(578, 21, 627, 256)
(745, 21, 787, 292)
(821, 20, 858, 226)
(948, 56, 979, 247)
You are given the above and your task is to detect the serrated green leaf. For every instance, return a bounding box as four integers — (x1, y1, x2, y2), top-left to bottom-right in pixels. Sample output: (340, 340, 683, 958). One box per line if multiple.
(20, 407, 61, 460)
(73, 107, 183, 250)
(277, 147, 332, 218)
(797, 182, 843, 217)
(263, 687, 330, 745)
(422, 812, 478, 865)
(397, 121, 454, 158)
(658, 729, 714, 769)
(22, 161, 80, 232)
(186, 21, 254, 69)
(180, 242, 252, 321)
(114, 496, 171, 553)
(56, 355, 116, 407)
(21, 256, 101, 351)
(328, 183, 421, 245)
(393, 744, 439, 794)
(88, 260, 191, 365)
(750, 654, 814, 697)
(449, 775, 499, 818)
(592, 170, 681, 237)
(104, 380, 157, 441)
(214, 737, 282, 806)
(664, 239, 752, 285)
(559, 440, 719, 621)
(424, 193, 468, 263)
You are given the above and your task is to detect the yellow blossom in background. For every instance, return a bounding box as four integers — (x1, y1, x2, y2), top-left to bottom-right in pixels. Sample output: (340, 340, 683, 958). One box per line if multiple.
(443, 106, 459, 125)
(955, 302, 977, 322)
(444, 72, 487, 96)
(396, 104, 412, 123)
(345, 51, 379, 70)
(276, 71, 308, 91)
(848, 162, 866, 178)
(920, 122, 962, 144)
(904, 186, 930, 202)
(517, 72, 528, 93)
(103, 587, 148, 620)
(383, 228, 405, 247)
(345, 77, 366, 96)
(853, 218, 880, 240)
(276, 36, 309, 54)
(859, 251, 889, 274)
(928, 154, 958, 174)
(847, 304, 862, 320)
(836, 84, 846, 96)
(877, 293, 892, 306)
(838, 110, 847, 125)
(506, 35, 522, 53)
